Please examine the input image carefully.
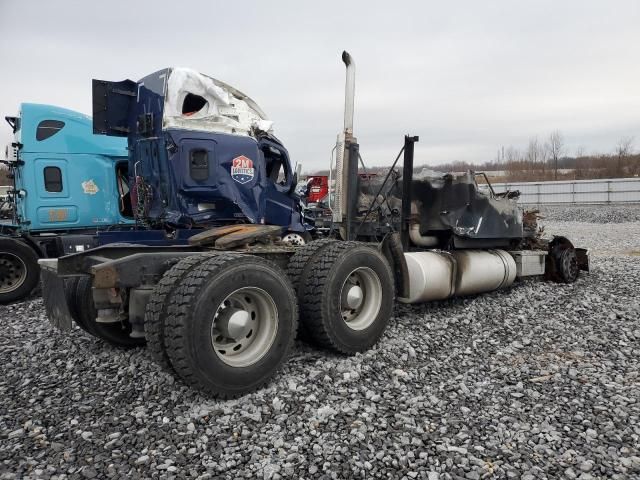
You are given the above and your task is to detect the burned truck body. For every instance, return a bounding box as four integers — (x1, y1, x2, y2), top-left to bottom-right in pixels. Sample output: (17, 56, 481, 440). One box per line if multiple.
(39, 52, 589, 398)
(354, 169, 525, 249)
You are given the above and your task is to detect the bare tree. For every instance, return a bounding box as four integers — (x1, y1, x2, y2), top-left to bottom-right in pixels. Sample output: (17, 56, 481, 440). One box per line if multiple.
(540, 140, 550, 176)
(525, 136, 549, 176)
(615, 136, 634, 176)
(546, 131, 565, 180)
(505, 146, 521, 163)
(525, 137, 540, 169)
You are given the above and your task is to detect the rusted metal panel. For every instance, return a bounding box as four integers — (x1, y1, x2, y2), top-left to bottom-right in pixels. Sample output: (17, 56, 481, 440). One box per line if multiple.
(214, 225, 282, 249)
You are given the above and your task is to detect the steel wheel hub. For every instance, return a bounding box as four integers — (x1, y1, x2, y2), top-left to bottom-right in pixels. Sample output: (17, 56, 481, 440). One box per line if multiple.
(281, 233, 307, 246)
(218, 308, 252, 339)
(345, 285, 363, 309)
(0, 253, 27, 294)
(340, 267, 382, 331)
(210, 287, 278, 367)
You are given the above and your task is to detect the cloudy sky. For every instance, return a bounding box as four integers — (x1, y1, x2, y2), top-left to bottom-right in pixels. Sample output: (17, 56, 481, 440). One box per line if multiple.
(1, 0, 639, 172)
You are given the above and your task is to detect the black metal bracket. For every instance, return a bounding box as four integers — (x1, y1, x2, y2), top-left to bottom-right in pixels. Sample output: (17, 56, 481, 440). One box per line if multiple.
(400, 135, 419, 251)
(5, 116, 18, 133)
(0, 159, 24, 166)
(345, 141, 360, 240)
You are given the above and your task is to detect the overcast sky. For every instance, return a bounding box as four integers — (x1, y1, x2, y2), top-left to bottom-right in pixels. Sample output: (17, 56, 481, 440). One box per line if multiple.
(1, 0, 639, 172)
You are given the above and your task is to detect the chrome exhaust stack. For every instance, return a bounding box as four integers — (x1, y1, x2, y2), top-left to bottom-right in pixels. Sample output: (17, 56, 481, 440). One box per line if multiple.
(332, 51, 359, 240)
(342, 51, 355, 136)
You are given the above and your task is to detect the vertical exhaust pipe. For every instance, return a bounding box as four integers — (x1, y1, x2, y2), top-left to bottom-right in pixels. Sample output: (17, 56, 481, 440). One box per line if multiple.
(332, 51, 359, 240)
(342, 51, 355, 137)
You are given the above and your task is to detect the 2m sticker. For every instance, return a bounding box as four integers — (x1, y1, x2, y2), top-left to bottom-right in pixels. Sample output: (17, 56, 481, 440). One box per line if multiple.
(230, 156, 255, 184)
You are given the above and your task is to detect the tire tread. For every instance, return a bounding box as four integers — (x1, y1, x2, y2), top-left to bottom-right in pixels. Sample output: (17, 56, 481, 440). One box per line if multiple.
(144, 254, 215, 370)
(300, 241, 391, 353)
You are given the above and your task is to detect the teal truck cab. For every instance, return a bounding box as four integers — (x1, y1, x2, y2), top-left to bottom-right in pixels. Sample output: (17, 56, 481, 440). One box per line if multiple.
(1, 103, 134, 302)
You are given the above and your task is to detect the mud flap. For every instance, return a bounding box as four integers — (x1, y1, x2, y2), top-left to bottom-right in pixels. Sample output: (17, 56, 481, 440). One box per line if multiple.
(41, 268, 73, 331)
(576, 248, 589, 272)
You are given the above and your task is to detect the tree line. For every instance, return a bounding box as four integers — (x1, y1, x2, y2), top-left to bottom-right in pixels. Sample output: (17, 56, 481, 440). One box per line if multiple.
(429, 132, 639, 182)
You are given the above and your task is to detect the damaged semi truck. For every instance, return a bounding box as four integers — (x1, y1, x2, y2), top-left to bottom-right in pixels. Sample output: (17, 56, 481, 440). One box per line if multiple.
(40, 52, 589, 398)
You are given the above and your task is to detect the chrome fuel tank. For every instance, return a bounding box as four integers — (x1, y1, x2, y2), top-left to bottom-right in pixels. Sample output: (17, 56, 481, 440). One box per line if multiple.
(400, 250, 517, 304)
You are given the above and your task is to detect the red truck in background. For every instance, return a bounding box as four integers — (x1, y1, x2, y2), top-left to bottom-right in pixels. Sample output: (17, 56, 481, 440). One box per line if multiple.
(305, 175, 329, 204)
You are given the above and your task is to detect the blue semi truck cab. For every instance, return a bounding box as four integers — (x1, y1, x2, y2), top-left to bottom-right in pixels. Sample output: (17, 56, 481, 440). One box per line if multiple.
(93, 68, 305, 234)
(1, 103, 134, 302)
(9, 103, 134, 231)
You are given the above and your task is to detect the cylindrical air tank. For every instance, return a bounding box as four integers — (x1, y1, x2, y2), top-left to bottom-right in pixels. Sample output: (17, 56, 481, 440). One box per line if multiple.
(400, 250, 517, 304)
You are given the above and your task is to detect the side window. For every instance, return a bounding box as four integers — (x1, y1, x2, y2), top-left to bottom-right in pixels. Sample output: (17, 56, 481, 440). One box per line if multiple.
(44, 166, 63, 192)
(190, 149, 209, 181)
(36, 120, 65, 141)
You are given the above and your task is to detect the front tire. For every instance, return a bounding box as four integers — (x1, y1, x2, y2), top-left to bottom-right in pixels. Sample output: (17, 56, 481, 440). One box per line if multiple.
(299, 242, 394, 354)
(163, 254, 298, 398)
(546, 238, 580, 283)
(0, 238, 39, 304)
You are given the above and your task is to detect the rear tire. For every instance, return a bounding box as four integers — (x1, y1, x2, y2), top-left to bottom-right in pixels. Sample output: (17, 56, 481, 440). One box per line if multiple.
(286, 238, 337, 294)
(163, 254, 297, 398)
(75, 276, 145, 347)
(144, 255, 215, 370)
(299, 242, 394, 354)
(286, 238, 336, 341)
(0, 238, 40, 304)
(63, 276, 91, 333)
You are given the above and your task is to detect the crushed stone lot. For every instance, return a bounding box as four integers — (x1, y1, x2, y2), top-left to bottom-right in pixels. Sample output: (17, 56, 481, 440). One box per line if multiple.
(1, 206, 640, 480)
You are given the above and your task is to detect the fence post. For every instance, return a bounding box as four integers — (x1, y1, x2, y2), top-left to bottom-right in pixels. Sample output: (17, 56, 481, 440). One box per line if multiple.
(607, 180, 611, 204)
(537, 183, 541, 205)
(572, 181, 575, 204)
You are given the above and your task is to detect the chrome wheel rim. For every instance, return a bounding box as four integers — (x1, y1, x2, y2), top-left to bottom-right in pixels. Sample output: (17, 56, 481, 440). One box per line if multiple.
(281, 233, 307, 246)
(340, 267, 382, 331)
(210, 287, 278, 367)
(0, 253, 27, 294)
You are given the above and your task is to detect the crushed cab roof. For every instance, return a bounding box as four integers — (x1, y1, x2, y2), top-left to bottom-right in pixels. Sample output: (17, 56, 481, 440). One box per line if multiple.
(144, 67, 273, 137)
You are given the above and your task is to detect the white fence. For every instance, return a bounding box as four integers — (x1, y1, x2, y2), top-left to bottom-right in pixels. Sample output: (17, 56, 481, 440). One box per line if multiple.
(486, 177, 640, 205)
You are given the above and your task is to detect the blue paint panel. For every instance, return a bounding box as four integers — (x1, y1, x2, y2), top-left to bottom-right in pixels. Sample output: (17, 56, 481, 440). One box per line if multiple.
(166, 129, 266, 225)
(133, 128, 303, 230)
(19, 104, 126, 156)
(96, 228, 197, 246)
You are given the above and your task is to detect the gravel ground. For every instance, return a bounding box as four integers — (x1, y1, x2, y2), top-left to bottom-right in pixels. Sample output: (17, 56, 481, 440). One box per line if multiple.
(1, 215, 639, 479)
(535, 204, 640, 224)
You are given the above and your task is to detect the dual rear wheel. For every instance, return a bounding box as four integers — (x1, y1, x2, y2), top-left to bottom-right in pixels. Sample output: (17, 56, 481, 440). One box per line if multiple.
(147, 254, 298, 398)
(68, 241, 394, 398)
(289, 241, 394, 354)
(145, 241, 394, 397)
